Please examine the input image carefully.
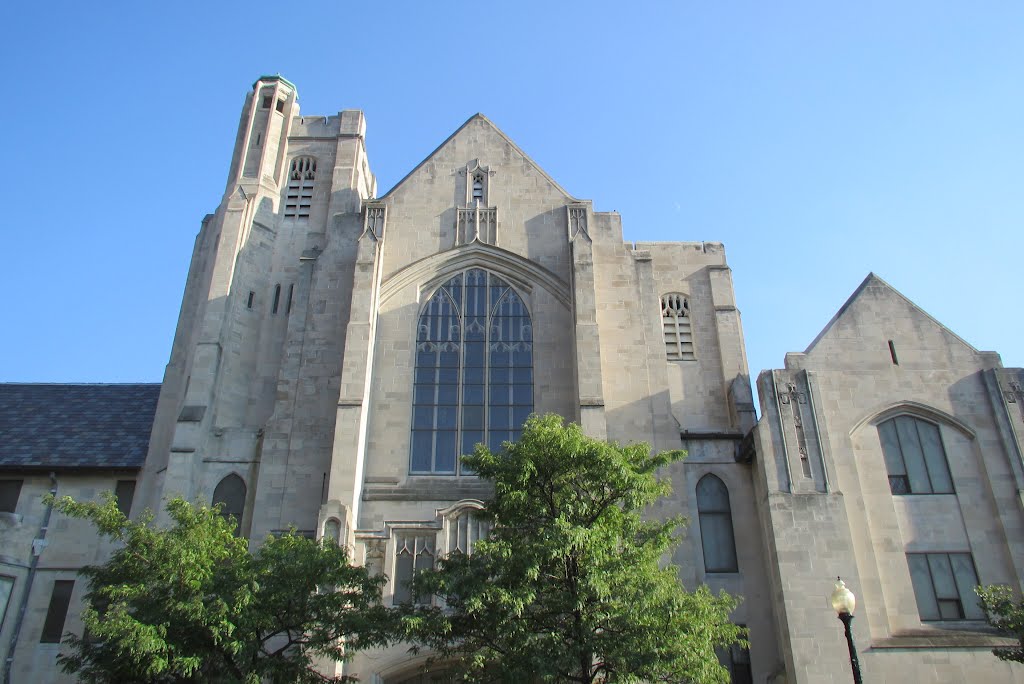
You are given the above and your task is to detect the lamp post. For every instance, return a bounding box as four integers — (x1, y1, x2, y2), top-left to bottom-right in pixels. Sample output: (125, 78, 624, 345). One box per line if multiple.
(830, 577, 863, 684)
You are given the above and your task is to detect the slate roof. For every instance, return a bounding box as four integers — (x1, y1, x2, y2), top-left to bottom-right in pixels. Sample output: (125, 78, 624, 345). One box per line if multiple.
(0, 383, 161, 470)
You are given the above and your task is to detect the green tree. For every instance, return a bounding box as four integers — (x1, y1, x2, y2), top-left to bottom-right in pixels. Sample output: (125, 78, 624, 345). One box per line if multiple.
(408, 414, 744, 683)
(977, 584, 1024, 663)
(50, 495, 398, 683)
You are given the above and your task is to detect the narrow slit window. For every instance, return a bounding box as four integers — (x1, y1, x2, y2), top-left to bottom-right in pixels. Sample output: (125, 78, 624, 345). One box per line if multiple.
(0, 576, 13, 631)
(40, 580, 74, 643)
(888, 340, 899, 365)
(697, 474, 738, 573)
(285, 157, 316, 220)
(286, 284, 294, 314)
(661, 293, 695, 360)
(247, 291, 254, 309)
(272, 284, 281, 314)
(212, 474, 246, 536)
(114, 480, 136, 517)
(0, 480, 22, 513)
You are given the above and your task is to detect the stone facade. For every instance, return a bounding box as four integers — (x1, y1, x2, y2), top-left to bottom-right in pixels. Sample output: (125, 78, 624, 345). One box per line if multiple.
(1, 76, 1022, 682)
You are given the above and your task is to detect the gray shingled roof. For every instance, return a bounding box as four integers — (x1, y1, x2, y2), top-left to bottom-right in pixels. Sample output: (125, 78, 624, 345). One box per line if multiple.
(0, 384, 160, 470)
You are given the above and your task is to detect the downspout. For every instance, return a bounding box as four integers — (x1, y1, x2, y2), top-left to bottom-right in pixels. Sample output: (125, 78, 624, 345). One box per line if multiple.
(3, 472, 57, 684)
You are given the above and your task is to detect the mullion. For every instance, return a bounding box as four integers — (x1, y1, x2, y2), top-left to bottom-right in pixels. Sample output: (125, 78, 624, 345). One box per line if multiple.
(455, 271, 467, 474)
(912, 419, 934, 493)
(891, 418, 912, 491)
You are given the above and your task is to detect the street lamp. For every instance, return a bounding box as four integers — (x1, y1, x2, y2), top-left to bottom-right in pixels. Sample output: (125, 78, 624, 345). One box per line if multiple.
(830, 577, 863, 683)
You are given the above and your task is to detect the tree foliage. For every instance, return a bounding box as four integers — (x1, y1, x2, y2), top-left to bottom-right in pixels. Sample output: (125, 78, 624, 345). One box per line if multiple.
(50, 495, 398, 683)
(977, 584, 1024, 663)
(408, 414, 744, 683)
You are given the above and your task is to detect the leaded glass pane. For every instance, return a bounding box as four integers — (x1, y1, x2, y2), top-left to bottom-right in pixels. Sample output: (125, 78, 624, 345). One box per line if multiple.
(699, 512, 738, 572)
(918, 421, 954, 493)
(393, 548, 413, 605)
(436, 385, 457, 405)
(435, 432, 457, 472)
(950, 553, 984, 619)
(411, 432, 432, 472)
(462, 405, 484, 429)
(463, 384, 484, 405)
(878, 419, 906, 478)
(491, 408, 512, 430)
(435, 406, 456, 429)
(895, 416, 931, 493)
(413, 406, 434, 429)
(697, 475, 730, 513)
(462, 431, 483, 457)
(908, 554, 940, 620)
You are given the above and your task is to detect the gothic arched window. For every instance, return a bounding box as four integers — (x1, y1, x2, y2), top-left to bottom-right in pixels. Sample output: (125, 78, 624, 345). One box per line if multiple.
(697, 474, 738, 573)
(411, 269, 533, 475)
(212, 474, 246, 536)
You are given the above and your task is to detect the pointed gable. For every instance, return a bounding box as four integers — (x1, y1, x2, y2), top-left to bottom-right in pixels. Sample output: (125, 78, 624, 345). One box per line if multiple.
(798, 273, 987, 371)
(376, 114, 581, 281)
(380, 114, 575, 201)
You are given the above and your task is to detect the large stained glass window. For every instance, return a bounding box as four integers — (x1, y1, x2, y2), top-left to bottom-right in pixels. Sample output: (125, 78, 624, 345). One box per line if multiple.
(411, 269, 533, 474)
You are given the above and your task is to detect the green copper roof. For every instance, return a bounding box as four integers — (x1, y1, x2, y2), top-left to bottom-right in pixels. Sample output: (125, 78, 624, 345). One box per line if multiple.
(253, 74, 296, 91)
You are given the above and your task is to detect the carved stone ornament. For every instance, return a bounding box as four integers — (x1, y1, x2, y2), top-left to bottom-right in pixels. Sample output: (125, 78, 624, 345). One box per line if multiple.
(362, 202, 386, 241)
(568, 203, 589, 241)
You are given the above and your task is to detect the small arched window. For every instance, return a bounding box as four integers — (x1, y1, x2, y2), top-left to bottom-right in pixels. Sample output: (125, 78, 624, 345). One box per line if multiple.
(323, 518, 342, 545)
(661, 294, 695, 360)
(697, 474, 738, 573)
(212, 474, 246, 536)
(285, 157, 316, 219)
(878, 415, 954, 495)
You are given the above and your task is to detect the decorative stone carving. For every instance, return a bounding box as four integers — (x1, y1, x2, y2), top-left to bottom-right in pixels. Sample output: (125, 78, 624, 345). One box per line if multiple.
(456, 207, 497, 245)
(362, 202, 386, 241)
(567, 203, 589, 241)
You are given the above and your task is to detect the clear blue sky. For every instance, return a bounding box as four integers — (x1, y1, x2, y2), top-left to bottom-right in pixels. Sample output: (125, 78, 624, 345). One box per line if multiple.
(1, 2, 1021, 395)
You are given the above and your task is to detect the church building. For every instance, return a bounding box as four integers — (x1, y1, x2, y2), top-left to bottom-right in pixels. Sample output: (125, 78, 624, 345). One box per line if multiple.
(1, 75, 1023, 683)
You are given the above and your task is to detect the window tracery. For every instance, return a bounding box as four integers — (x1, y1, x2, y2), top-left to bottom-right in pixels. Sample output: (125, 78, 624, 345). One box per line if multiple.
(661, 293, 695, 360)
(411, 269, 533, 474)
(285, 157, 316, 219)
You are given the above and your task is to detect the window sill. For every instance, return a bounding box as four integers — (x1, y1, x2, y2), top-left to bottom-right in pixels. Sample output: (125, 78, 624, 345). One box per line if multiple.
(872, 625, 1014, 650)
(363, 478, 493, 502)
